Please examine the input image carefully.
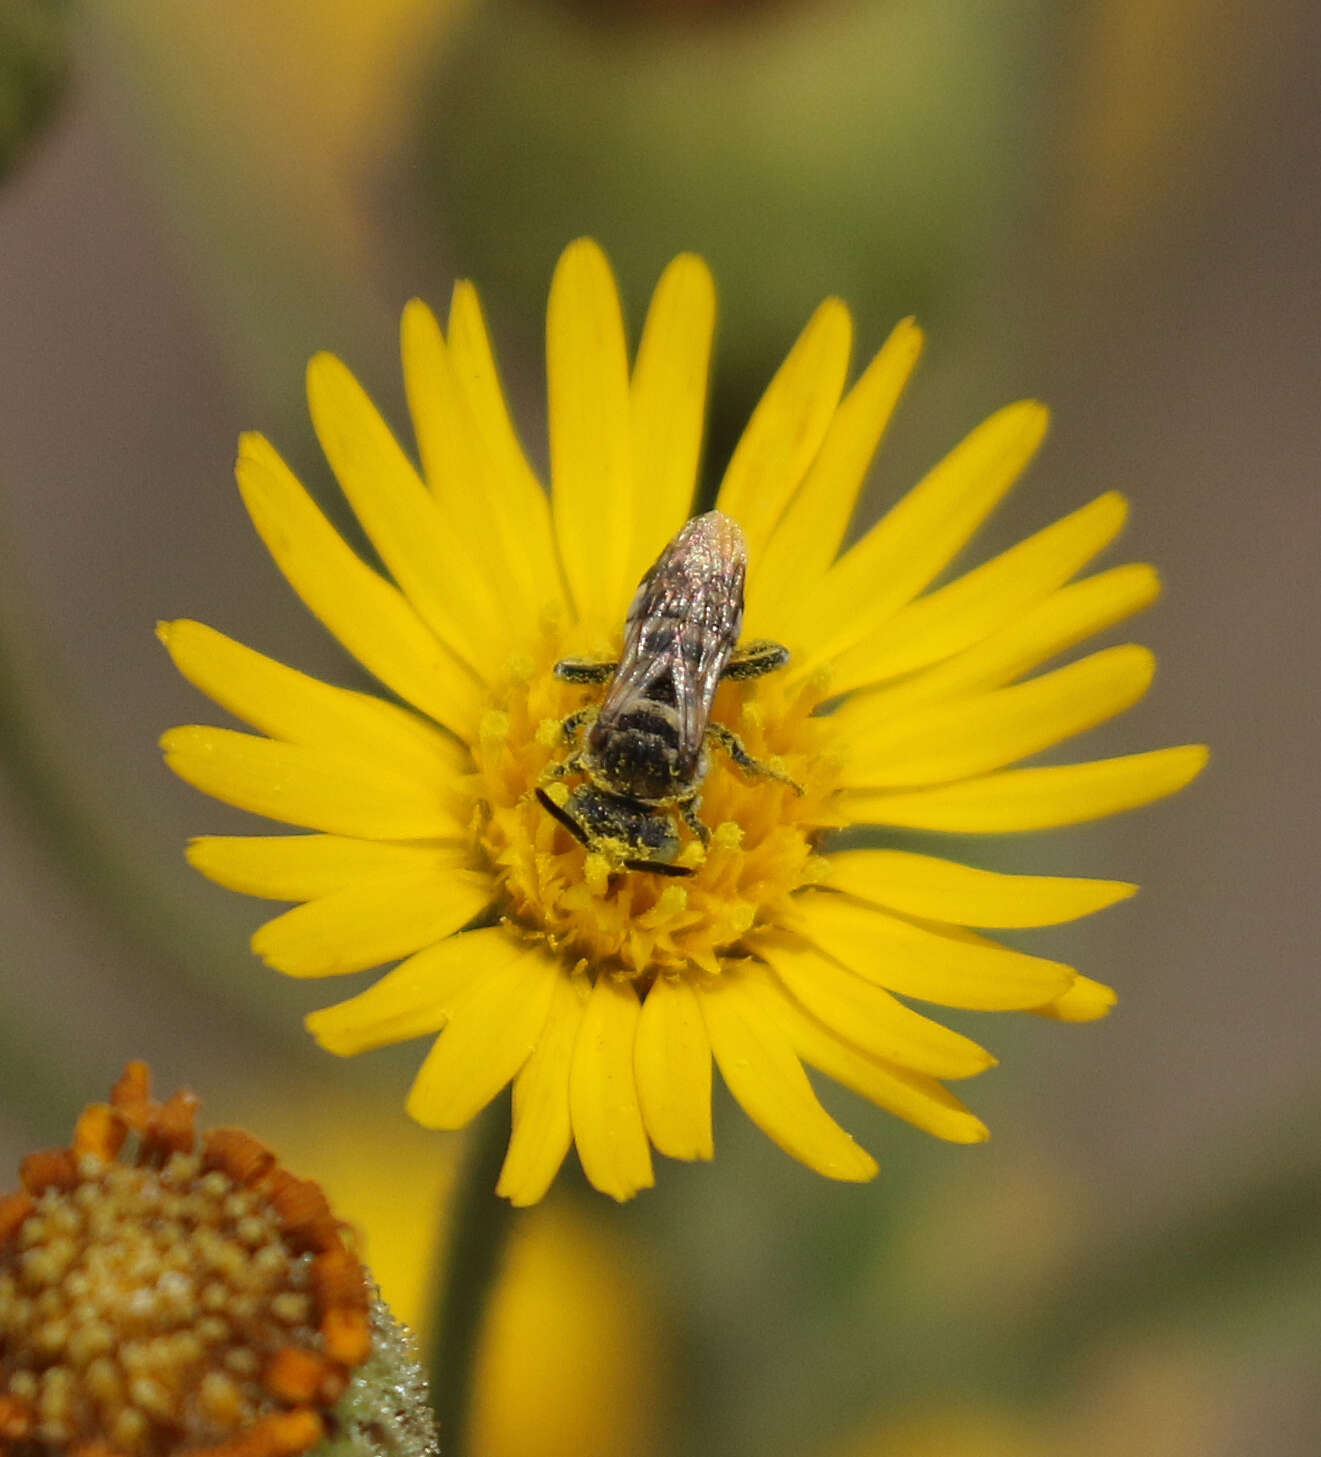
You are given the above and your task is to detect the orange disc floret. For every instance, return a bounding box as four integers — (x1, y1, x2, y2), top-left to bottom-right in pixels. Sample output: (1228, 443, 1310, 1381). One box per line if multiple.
(0, 1392, 34, 1440)
(71, 1104, 128, 1163)
(319, 1307, 372, 1370)
(264, 1173, 339, 1255)
(0, 1192, 33, 1247)
(187, 1410, 325, 1457)
(17, 1147, 79, 1194)
(0, 1063, 372, 1457)
(148, 1088, 202, 1157)
(203, 1129, 277, 1188)
(108, 1061, 153, 1129)
(261, 1349, 335, 1407)
(310, 1248, 369, 1311)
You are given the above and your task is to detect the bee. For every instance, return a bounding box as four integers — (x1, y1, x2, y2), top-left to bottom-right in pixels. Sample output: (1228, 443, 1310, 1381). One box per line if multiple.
(536, 510, 800, 875)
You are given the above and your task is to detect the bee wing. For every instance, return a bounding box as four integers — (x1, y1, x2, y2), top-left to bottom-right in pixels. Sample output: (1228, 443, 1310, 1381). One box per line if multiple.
(672, 590, 740, 768)
(598, 613, 663, 720)
(598, 512, 747, 771)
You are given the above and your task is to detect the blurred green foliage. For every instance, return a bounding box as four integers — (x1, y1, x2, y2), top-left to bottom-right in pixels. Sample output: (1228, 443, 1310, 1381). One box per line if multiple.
(0, 0, 68, 181)
(416, 0, 1044, 456)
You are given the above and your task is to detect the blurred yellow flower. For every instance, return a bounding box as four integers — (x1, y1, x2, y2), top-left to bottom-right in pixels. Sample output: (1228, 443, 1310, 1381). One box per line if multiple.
(162, 239, 1205, 1202)
(469, 1205, 665, 1457)
(93, 0, 447, 160)
(249, 1093, 666, 1457)
(242, 1090, 453, 1338)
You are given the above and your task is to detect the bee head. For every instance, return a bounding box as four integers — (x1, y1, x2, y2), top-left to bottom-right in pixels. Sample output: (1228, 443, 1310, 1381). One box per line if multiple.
(536, 784, 686, 874)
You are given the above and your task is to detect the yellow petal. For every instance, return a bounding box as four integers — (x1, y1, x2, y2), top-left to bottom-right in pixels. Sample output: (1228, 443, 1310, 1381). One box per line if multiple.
(251, 870, 491, 978)
(715, 297, 853, 559)
(569, 974, 654, 1202)
(397, 308, 528, 641)
(305, 927, 513, 1055)
(161, 726, 463, 839)
(699, 970, 877, 1182)
(761, 974, 989, 1144)
(793, 892, 1074, 1010)
(401, 298, 472, 498)
(447, 280, 565, 615)
(185, 834, 466, 901)
(825, 849, 1136, 928)
(633, 976, 714, 1162)
(548, 239, 635, 628)
(846, 744, 1210, 832)
(836, 645, 1156, 789)
(856, 563, 1162, 720)
(307, 352, 502, 675)
(158, 619, 465, 783)
(406, 944, 559, 1130)
(235, 433, 481, 738)
(758, 939, 993, 1079)
(828, 491, 1130, 694)
(747, 318, 923, 634)
(626, 254, 716, 584)
(497, 968, 589, 1206)
(403, 297, 561, 630)
(1034, 974, 1117, 1022)
(801, 1039, 988, 1144)
(784, 401, 1049, 666)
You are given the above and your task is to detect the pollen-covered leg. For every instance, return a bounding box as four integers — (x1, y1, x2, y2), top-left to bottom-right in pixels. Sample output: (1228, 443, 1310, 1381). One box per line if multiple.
(539, 753, 584, 783)
(557, 706, 597, 746)
(535, 784, 592, 848)
(706, 721, 803, 794)
(623, 853, 694, 878)
(723, 638, 790, 680)
(554, 657, 618, 683)
(679, 794, 711, 846)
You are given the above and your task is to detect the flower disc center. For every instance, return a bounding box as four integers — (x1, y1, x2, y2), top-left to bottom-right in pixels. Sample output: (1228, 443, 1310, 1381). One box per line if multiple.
(471, 640, 842, 978)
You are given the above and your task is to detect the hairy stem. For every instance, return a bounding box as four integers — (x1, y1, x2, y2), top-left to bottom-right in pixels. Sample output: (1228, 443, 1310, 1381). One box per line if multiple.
(427, 1103, 518, 1457)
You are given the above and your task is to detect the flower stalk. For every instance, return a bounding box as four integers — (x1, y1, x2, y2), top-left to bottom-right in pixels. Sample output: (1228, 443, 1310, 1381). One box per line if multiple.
(427, 1105, 519, 1457)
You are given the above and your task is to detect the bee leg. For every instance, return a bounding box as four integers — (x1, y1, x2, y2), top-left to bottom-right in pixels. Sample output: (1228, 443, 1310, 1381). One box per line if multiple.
(539, 753, 584, 783)
(535, 787, 591, 846)
(559, 706, 597, 745)
(554, 657, 618, 683)
(723, 638, 790, 680)
(706, 722, 803, 794)
(623, 856, 693, 877)
(678, 795, 710, 846)
(538, 710, 593, 788)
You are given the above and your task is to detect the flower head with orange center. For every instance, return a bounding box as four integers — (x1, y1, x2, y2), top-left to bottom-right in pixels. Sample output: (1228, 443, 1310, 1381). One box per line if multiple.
(160, 239, 1207, 1203)
(0, 1064, 373, 1457)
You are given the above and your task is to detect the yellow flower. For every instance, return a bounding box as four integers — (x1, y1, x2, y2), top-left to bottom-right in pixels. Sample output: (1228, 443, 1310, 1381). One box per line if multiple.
(160, 239, 1206, 1203)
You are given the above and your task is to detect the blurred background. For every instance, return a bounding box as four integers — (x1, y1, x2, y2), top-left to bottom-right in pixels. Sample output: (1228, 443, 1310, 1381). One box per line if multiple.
(1, 1, 1318, 1453)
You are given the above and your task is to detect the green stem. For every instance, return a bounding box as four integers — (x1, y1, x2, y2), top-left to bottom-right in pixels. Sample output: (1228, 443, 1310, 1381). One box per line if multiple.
(427, 1103, 519, 1457)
